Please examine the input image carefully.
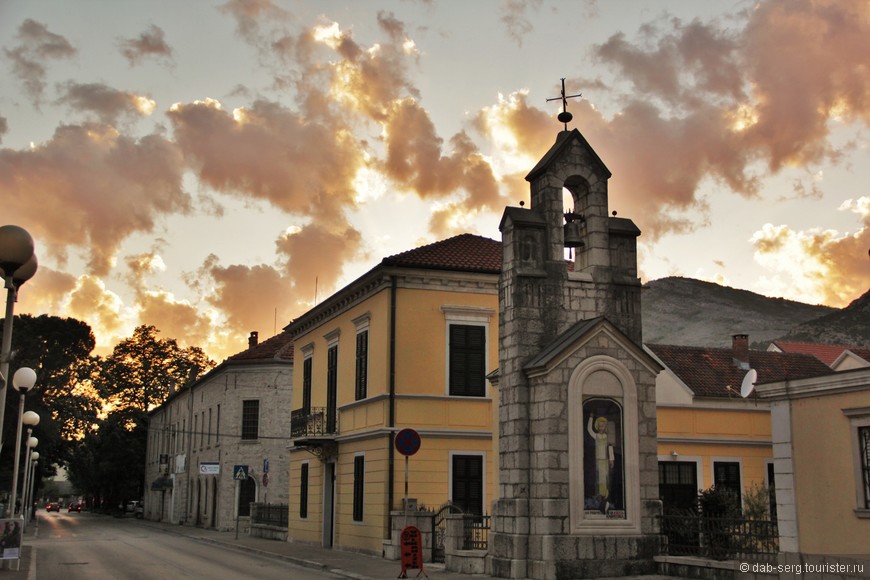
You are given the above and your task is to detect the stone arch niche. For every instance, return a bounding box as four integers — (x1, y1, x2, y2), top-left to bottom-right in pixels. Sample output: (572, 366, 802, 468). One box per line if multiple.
(568, 355, 641, 534)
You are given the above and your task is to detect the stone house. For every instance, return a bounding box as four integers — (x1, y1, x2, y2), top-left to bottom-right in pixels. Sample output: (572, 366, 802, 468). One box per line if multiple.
(144, 331, 293, 531)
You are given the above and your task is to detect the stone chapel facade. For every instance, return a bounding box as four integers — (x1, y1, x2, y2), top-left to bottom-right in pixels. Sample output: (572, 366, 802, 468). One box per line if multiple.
(488, 129, 663, 579)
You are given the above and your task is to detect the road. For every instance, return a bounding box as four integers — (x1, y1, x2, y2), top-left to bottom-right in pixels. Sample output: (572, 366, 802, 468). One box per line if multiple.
(29, 511, 337, 579)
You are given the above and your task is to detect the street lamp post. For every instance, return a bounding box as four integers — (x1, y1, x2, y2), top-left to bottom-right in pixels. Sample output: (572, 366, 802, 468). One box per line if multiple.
(26, 452, 38, 522)
(10, 367, 37, 516)
(0, 225, 37, 454)
(21, 433, 37, 532)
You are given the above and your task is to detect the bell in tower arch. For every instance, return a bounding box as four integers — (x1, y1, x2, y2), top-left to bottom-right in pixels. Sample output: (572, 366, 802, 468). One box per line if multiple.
(563, 212, 585, 248)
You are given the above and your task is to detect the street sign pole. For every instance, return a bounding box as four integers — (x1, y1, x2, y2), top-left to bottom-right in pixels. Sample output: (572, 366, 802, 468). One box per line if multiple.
(235, 478, 240, 540)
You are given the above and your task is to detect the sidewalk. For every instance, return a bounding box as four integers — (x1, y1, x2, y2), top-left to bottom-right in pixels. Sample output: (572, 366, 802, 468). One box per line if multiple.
(141, 518, 487, 580)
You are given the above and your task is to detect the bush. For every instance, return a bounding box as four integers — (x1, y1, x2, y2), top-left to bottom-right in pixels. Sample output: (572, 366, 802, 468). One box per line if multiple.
(698, 486, 740, 559)
(742, 481, 770, 520)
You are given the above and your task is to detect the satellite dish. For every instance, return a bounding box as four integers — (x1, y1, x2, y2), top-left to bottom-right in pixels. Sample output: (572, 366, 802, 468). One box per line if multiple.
(740, 368, 757, 398)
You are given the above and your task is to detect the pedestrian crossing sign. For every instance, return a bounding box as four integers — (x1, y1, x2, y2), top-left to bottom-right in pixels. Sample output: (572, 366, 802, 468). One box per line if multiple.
(233, 465, 249, 480)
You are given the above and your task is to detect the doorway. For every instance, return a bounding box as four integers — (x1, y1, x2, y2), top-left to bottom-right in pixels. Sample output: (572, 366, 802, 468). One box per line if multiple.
(322, 462, 335, 548)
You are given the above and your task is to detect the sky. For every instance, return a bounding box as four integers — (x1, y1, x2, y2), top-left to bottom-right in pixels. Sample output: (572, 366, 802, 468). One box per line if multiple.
(1, 0, 868, 363)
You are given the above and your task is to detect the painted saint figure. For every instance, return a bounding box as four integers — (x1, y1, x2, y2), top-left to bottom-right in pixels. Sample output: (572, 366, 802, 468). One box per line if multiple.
(587, 415, 615, 501)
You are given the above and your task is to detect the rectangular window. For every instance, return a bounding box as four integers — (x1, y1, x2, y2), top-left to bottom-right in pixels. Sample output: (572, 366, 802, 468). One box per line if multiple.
(449, 325, 486, 397)
(302, 357, 312, 414)
(353, 455, 365, 521)
(355, 330, 368, 401)
(326, 345, 338, 433)
(452, 454, 484, 515)
(208, 408, 212, 445)
(193, 415, 198, 451)
(659, 461, 698, 512)
(766, 462, 777, 520)
(860, 426, 870, 509)
(216, 404, 220, 443)
(241, 400, 260, 440)
(300, 463, 309, 518)
(713, 461, 742, 505)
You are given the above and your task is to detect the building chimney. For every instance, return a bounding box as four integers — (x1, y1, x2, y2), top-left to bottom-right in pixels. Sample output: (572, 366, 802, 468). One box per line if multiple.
(732, 333, 749, 368)
(248, 331, 259, 349)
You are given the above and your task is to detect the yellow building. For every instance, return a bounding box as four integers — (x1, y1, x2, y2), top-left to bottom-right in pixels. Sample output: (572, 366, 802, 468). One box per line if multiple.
(285, 234, 500, 554)
(647, 334, 831, 513)
(756, 366, 870, 567)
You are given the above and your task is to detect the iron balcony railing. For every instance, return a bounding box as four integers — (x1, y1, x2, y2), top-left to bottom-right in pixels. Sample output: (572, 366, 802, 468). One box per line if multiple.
(291, 407, 338, 438)
(661, 512, 778, 560)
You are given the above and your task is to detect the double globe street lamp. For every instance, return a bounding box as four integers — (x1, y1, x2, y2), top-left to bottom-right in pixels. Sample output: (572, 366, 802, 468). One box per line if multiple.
(0, 225, 38, 455)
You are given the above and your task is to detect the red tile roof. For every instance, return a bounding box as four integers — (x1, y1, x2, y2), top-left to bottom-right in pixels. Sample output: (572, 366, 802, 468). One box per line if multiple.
(227, 331, 294, 362)
(850, 347, 870, 362)
(381, 233, 501, 273)
(648, 343, 832, 398)
(770, 340, 853, 366)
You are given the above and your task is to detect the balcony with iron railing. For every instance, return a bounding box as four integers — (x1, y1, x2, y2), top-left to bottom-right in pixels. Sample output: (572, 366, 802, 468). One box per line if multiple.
(291, 407, 338, 456)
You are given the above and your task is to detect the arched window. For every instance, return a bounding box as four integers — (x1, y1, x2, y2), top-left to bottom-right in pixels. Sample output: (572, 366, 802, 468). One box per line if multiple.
(239, 476, 256, 517)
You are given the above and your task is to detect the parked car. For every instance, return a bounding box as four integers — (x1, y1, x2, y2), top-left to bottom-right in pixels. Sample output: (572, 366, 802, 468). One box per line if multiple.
(125, 500, 144, 519)
(45, 503, 61, 512)
(68, 503, 81, 512)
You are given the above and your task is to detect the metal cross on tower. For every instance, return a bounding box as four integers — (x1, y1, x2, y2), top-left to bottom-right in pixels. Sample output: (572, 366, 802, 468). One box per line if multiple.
(546, 78, 582, 131)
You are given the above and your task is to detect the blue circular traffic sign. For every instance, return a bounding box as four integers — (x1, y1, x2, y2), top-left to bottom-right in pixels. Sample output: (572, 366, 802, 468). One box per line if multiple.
(395, 428, 421, 456)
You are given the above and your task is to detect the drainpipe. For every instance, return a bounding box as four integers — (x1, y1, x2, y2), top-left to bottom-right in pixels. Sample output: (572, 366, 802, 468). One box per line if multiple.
(387, 275, 397, 538)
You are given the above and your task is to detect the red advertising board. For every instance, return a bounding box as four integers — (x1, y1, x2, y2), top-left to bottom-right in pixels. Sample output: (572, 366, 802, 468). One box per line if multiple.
(398, 525, 427, 578)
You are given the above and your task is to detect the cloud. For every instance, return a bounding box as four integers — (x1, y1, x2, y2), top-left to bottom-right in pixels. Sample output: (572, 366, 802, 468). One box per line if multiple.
(0, 123, 190, 275)
(168, 98, 363, 219)
(199, 255, 298, 339)
(275, 222, 365, 303)
(500, 0, 543, 47)
(3, 19, 77, 105)
(750, 197, 870, 307)
(66, 274, 125, 336)
(118, 24, 174, 66)
(56, 82, 157, 124)
(0, 116, 7, 141)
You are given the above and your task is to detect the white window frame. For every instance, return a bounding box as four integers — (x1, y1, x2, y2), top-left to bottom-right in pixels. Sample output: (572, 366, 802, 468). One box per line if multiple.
(441, 305, 494, 397)
(844, 406, 870, 518)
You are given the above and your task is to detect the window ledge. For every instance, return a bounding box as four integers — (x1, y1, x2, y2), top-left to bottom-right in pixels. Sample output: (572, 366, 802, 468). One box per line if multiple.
(854, 508, 870, 519)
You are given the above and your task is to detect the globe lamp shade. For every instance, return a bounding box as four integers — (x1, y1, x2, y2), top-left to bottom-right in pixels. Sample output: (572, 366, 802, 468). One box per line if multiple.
(0, 225, 35, 276)
(22, 410, 40, 427)
(12, 367, 37, 393)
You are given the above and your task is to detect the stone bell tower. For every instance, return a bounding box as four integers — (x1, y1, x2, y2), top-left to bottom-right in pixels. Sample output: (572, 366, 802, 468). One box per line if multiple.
(488, 82, 662, 579)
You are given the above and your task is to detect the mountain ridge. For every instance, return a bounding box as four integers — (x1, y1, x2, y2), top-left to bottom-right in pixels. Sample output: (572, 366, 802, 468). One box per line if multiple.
(641, 277, 868, 348)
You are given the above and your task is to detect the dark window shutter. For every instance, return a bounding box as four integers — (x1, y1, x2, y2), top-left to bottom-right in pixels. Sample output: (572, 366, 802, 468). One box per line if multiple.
(300, 463, 309, 518)
(355, 331, 368, 401)
(353, 456, 365, 521)
(302, 358, 312, 414)
(449, 325, 485, 396)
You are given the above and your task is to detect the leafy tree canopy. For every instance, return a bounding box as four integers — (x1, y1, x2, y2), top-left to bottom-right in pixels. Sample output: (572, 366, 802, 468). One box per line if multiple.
(0, 314, 102, 485)
(96, 325, 215, 412)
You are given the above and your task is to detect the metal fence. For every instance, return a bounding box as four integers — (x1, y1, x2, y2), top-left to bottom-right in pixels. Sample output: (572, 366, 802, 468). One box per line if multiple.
(290, 407, 338, 437)
(250, 503, 289, 528)
(462, 514, 491, 550)
(661, 512, 778, 560)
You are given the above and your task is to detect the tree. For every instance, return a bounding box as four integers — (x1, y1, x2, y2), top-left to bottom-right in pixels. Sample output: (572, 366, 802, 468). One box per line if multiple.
(97, 325, 214, 412)
(66, 407, 147, 511)
(0, 314, 102, 488)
